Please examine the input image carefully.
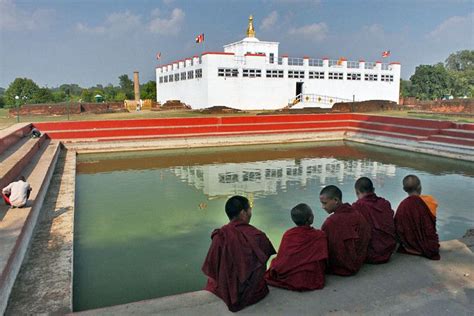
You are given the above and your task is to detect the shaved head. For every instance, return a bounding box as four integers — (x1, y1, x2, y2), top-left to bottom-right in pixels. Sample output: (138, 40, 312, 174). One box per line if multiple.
(355, 177, 374, 193)
(319, 185, 342, 201)
(403, 175, 422, 194)
(291, 203, 314, 226)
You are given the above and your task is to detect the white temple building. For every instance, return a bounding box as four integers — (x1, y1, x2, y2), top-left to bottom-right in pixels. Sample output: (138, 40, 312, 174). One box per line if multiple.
(156, 16, 401, 110)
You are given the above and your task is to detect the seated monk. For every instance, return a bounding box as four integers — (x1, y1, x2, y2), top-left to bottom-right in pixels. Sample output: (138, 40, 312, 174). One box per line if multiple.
(352, 177, 396, 264)
(265, 203, 328, 291)
(202, 195, 276, 312)
(319, 185, 371, 276)
(395, 175, 440, 260)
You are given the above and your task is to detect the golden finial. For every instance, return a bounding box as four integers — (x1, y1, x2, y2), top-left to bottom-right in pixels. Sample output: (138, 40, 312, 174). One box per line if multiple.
(246, 15, 256, 38)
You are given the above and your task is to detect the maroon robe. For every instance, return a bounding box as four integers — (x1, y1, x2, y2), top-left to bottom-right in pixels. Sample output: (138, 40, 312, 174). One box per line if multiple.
(395, 195, 440, 260)
(352, 193, 396, 263)
(265, 226, 328, 291)
(202, 220, 276, 312)
(321, 203, 371, 276)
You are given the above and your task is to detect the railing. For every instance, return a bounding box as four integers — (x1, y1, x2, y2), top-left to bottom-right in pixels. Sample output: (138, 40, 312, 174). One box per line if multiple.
(288, 57, 304, 66)
(286, 93, 352, 108)
(365, 62, 376, 69)
(308, 59, 323, 67)
(277, 57, 283, 65)
(381, 64, 391, 70)
(347, 61, 359, 69)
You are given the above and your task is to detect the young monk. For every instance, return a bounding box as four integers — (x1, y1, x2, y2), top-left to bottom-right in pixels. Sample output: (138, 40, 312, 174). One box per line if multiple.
(202, 195, 276, 312)
(352, 177, 396, 264)
(265, 203, 328, 291)
(395, 175, 440, 260)
(320, 185, 371, 276)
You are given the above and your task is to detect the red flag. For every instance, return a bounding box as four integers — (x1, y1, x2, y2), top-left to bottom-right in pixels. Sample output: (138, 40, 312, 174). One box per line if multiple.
(382, 50, 391, 58)
(156, 52, 161, 60)
(195, 33, 204, 43)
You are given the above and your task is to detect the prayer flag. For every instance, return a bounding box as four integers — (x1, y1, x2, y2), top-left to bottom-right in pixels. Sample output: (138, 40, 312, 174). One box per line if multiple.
(156, 52, 161, 60)
(195, 33, 204, 43)
(382, 50, 391, 58)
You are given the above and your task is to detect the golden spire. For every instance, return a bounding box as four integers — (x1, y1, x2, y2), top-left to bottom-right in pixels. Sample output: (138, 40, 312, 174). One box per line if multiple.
(246, 15, 256, 38)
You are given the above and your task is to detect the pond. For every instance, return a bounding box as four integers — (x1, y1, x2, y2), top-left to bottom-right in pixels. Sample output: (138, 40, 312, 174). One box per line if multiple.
(73, 141, 474, 311)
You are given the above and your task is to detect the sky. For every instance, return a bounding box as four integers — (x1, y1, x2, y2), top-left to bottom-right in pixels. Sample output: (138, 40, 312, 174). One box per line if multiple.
(0, 0, 473, 89)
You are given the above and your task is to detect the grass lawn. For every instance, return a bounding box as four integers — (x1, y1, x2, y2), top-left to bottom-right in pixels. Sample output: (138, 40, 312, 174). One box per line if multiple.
(0, 108, 472, 130)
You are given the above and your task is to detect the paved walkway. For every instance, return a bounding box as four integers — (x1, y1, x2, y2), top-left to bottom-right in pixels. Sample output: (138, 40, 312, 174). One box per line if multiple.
(76, 236, 474, 316)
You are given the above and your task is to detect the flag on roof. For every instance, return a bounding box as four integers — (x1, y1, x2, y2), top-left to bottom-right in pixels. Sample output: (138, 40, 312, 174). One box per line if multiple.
(156, 52, 161, 60)
(382, 50, 391, 58)
(195, 33, 204, 43)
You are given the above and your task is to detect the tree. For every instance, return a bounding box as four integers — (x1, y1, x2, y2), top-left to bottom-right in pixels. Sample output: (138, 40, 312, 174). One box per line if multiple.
(119, 74, 134, 99)
(400, 79, 415, 98)
(141, 80, 156, 100)
(80, 89, 94, 102)
(32, 88, 54, 103)
(445, 50, 474, 97)
(4, 78, 41, 107)
(410, 64, 451, 100)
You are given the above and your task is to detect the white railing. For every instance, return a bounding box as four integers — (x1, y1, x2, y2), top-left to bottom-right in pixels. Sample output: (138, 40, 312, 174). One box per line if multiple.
(287, 93, 352, 108)
(288, 57, 304, 66)
(347, 61, 359, 68)
(365, 62, 376, 69)
(308, 59, 323, 67)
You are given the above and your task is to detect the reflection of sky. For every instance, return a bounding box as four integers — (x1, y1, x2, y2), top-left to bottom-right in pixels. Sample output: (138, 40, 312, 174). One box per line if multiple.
(74, 144, 474, 311)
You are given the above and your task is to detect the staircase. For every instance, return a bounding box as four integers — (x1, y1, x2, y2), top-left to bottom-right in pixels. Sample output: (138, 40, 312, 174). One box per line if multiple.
(0, 124, 60, 314)
(286, 94, 352, 109)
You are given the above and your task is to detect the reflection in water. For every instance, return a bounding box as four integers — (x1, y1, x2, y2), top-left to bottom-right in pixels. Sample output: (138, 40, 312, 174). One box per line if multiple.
(74, 142, 474, 311)
(171, 159, 396, 199)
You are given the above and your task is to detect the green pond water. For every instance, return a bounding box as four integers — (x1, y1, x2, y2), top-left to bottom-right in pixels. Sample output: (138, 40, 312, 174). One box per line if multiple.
(73, 141, 474, 311)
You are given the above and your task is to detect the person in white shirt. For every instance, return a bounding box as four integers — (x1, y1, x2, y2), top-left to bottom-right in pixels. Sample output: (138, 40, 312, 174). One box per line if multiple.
(2, 176, 32, 208)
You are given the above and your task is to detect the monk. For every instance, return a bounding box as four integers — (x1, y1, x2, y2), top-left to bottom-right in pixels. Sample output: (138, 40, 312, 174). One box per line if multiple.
(352, 177, 396, 264)
(395, 175, 440, 260)
(320, 185, 371, 276)
(202, 195, 276, 312)
(265, 203, 328, 291)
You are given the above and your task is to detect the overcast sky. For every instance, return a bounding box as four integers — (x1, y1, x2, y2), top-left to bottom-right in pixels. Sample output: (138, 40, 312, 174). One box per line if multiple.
(0, 0, 473, 88)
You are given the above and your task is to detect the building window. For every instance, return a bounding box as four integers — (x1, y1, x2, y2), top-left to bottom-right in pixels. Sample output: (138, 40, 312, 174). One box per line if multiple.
(269, 53, 274, 64)
(381, 74, 394, 82)
(365, 74, 378, 81)
(159, 76, 163, 83)
(195, 69, 202, 78)
(266, 70, 284, 78)
(288, 70, 305, 78)
(169, 74, 173, 82)
(243, 171, 261, 182)
(174, 73, 180, 81)
(347, 73, 361, 80)
(181, 72, 186, 80)
(243, 69, 262, 78)
(164, 76, 168, 83)
(309, 71, 325, 79)
(188, 70, 194, 79)
(328, 72, 343, 80)
(218, 68, 239, 77)
(218, 173, 239, 183)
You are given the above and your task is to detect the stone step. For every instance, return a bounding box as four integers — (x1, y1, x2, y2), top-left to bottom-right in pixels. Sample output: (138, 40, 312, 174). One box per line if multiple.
(439, 128, 474, 139)
(427, 134, 474, 147)
(0, 123, 31, 155)
(0, 134, 48, 190)
(0, 140, 61, 314)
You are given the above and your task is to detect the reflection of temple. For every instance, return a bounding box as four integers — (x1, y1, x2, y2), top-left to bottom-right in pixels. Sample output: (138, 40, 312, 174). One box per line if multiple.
(171, 158, 396, 198)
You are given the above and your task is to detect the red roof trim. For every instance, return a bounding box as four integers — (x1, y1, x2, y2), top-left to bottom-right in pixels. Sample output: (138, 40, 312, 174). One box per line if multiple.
(322, 57, 329, 60)
(281, 54, 288, 57)
(389, 62, 401, 65)
(201, 52, 235, 56)
(376, 61, 382, 63)
(359, 59, 365, 62)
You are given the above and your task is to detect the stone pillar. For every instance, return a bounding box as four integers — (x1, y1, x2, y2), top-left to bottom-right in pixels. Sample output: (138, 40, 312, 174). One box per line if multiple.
(133, 71, 140, 101)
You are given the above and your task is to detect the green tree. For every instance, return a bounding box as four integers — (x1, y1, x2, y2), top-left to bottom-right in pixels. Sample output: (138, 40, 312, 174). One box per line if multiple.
(410, 64, 451, 100)
(32, 87, 54, 103)
(80, 89, 94, 102)
(445, 50, 474, 97)
(400, 79, 415, 98)
(141, 80, 156, 100)
(114, 91, 127, 101)
(4, 77, 40, 107)
(104, 84, 118, 101)
(119, 74, 134, 99)
(0, 95, 4, 108)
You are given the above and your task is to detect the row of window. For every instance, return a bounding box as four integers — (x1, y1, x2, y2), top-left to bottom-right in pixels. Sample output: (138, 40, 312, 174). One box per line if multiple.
(159, 69, 202, 83)
(159, 69, 395, 83)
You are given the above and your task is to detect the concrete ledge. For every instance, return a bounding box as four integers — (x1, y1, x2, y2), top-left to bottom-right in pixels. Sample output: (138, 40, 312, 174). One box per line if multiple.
(74, 240, 474, 315)
(0, 141, 61, 314)
(0, 123, 31, 155)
